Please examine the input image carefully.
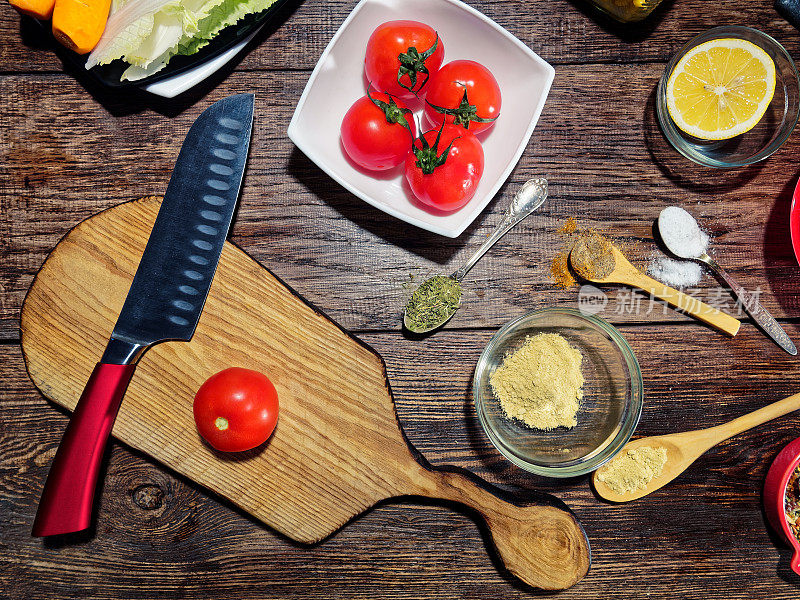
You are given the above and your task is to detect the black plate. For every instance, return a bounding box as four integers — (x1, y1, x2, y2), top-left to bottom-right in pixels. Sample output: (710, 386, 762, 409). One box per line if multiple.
(44, 0, 292, 88)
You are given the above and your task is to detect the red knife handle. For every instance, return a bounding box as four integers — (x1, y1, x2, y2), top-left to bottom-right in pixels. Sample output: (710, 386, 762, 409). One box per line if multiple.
(32, 362, 136, 537)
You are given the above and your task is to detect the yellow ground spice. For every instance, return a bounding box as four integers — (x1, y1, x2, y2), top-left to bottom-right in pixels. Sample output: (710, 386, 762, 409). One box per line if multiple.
(550, 251, 577, 289)
(489, 333, 583, 430)
(551, 220, 600, 289)
(550, 219, 634, 288)
(596, 446, 668, 494)
(559, 216, 579, 235)
(569, 232, 616, 280)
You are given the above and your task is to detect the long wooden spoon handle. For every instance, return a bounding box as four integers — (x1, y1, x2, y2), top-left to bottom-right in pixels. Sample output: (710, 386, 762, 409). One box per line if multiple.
(709, 392, 800, 442)
(411, 466, 590, 590)
(627, 271, 740, 336)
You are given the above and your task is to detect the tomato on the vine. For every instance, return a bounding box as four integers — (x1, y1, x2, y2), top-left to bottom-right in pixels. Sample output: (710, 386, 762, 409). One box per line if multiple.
(193, 367, 279, 453)
(423, 60, 501, 134)
(404, 123, 484, 212)
(364, 20, 444, 99)
(341, 89, 416, 171)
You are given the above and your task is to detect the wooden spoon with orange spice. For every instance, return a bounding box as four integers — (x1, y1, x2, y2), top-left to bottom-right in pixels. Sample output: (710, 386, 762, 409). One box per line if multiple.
(569, 235, 740, 336)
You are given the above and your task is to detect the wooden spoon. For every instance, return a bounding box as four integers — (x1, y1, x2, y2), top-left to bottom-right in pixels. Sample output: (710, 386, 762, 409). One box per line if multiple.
(570, 242, 740, 336)
(593, 391, 800, 502)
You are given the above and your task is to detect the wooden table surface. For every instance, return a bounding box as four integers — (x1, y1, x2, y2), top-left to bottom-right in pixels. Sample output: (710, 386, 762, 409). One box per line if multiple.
(3, 1, 800, 598)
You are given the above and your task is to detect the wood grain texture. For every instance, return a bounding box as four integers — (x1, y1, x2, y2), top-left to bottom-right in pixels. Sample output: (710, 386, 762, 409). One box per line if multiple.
(587, 246, 742, 335)
(3, 66, 800, 340)
(4, 322, 800, 599)
(593, 392, 800, 502)
(2, 0, 800, 71)
(20, 197, 590, 590)
(4, 0, 800, 596)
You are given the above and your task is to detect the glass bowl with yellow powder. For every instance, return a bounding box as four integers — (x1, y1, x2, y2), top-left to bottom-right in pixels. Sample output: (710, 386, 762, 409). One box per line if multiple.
(474, 307, 643, 477)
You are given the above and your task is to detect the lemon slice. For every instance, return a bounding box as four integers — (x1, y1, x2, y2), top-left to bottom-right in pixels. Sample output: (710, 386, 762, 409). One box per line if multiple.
(666, 38, 776, 140)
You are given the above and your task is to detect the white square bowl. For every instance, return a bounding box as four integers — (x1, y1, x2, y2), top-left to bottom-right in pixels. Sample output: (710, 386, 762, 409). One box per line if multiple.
(287, 0, 555, 238)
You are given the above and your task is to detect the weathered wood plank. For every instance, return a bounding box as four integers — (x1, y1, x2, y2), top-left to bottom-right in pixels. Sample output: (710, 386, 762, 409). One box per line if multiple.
(1, 0, 799, 72)
(3, 319, 800, 599)
(4, 0, 800, 598)
(3, 68, 800, 340)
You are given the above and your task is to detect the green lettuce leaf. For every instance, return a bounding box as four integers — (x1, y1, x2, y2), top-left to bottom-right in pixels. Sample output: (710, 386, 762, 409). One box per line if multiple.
(87, 0, 277, 81)
(177, 0, 277, 57)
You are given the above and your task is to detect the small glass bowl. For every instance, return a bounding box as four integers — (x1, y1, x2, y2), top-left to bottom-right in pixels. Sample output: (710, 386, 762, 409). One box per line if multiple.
(656, 26, 800, 168)
(473, 307, 643, 478)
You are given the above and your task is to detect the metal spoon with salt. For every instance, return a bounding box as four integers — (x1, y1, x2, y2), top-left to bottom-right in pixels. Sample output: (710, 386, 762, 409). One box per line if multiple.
(657, 206, 797, 355)
(403, 178, 548, 334)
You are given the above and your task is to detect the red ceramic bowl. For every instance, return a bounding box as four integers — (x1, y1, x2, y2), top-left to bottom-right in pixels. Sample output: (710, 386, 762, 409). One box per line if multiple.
(790, 177, 800, 265)
(764, 436, 800, 575)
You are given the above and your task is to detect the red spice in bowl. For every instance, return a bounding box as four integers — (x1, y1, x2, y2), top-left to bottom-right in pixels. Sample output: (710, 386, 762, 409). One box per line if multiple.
(787, 466, 800, 540)
(764, 436, 800, 575)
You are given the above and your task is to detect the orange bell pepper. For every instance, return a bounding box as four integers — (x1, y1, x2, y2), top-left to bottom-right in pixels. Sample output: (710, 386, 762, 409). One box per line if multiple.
(51, 0, 111, 55)
(8, 0, 56, 20)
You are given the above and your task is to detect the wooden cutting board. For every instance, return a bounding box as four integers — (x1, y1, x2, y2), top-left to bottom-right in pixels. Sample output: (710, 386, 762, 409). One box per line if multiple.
(21, 197, 590, 590)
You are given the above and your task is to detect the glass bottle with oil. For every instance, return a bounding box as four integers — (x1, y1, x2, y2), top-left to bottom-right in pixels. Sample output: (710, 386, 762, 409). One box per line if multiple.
(588, 0, 664, 22)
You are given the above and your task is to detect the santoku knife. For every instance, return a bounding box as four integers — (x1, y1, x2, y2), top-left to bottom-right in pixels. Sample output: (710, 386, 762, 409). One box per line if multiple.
(32, 93, 255, 537)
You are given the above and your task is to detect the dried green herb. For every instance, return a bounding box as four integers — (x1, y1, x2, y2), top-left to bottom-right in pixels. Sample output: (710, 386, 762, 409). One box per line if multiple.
(404, 275, 462, 332)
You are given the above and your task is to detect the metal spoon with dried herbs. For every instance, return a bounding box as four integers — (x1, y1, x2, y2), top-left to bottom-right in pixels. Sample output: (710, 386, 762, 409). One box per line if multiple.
(403, 178, 549, 334)
(404, 276, 463, 332)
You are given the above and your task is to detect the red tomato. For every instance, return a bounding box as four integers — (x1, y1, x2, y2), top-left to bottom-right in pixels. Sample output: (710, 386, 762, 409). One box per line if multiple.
(193, 367, 279, 453)
(341, 89, 416, 171)
(365, 20, 444, 99)
(404, 123, 484, 212)
(424, 60, 501, 134)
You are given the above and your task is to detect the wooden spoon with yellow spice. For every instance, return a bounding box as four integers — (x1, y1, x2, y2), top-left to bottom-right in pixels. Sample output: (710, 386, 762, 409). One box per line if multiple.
(593, 392, 800, 502)
(569, 234, 740, 336)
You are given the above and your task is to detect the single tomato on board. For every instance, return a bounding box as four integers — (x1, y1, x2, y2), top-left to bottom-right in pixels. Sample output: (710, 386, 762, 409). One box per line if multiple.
(341, 89, 416, 171)
(193, 367, 279, 453)
(404, 123, 484, 212)
(364, 20, 444, 99)
(424, 60, 501, 134)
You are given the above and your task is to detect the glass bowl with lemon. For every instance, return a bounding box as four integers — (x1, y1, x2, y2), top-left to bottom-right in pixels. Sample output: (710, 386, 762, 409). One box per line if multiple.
(656, 26, 799, 168)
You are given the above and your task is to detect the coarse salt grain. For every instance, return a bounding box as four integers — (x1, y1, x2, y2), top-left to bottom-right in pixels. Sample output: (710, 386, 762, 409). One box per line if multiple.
(647, 256, 703, 288)
(658, 206, 709, 259)
(649, 205, 712, 287)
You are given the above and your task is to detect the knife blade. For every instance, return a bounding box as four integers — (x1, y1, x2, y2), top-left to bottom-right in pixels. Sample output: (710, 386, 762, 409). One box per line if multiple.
(32, 93, 255, 537)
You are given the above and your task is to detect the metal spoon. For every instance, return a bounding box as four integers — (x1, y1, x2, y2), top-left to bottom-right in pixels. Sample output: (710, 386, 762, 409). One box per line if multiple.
(403, 178, 549, 334)
(657, 207, 797, 355)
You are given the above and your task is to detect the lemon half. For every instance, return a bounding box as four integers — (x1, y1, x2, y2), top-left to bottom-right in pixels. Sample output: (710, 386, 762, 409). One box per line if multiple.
(666, 38, 776, 140)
